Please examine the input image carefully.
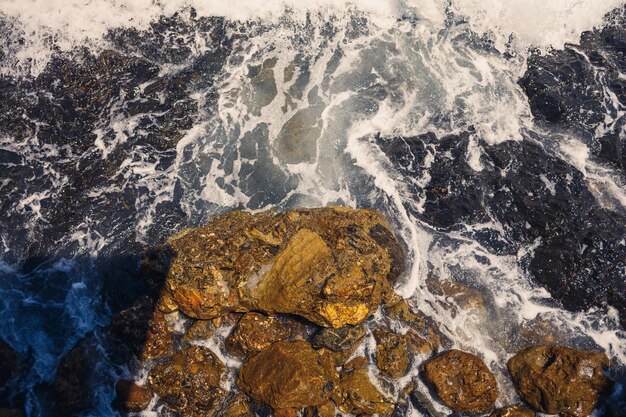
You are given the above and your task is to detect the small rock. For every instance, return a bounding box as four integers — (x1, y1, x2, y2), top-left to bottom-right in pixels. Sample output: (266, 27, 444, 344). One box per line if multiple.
(114, 380, 152, 412)
(420, 349, 498, 413)
(385, 300, 443, 354)
(225, 312, 307, 357)
(183, 319, 216, 342)
(148, 346, 227, 417)
(373, 328, 410, 378)
(238, 341, 336, 410)
(219, 393, 254, 417)
(312, 325, 366, 352)
(507, 345, 611, 417)
(331, 366, 394, 416)
(490, 406, 535, 417)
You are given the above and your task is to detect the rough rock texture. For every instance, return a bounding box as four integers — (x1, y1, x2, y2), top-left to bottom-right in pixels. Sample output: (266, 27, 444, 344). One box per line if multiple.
(140, 310, 175, 361)
(114, 380, 152, 412)
(148, 346, 227, 417)
(378, 132, 626, 325)
(507, 345, 611, 417)
(331, 366, 395, 416)
(146, 207, 403, 327)
(225, 312, 307, 357)
(519, 6, 626, 173)
(385, 300, 443, 355)
(490, 406, 536, 417)
(312, 325, 366, 352)
(183, 319, 217, 342)
(421, 349, 498, 413)
(238, 341, 336, 410)
(219, 394, 255, 417)
(373, 328, 410, 378)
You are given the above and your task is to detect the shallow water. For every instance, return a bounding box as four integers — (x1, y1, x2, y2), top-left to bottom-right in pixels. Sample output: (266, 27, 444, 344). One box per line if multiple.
(0, 1, 625, 416)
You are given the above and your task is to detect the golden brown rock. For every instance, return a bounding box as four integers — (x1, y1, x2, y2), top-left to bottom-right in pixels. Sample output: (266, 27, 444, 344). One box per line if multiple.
(420, 349, 498, 413)
(331, 367, 394, 416)
(490, 406, 535, 417)
(225, 312, 307, 357)
(238, 341, 336, 410)
(183, 319, 216, 342)
(140, 310, 174, 361)
(219, 393, 254, 417)
(507, 345, 611, 417)
(114, 380, 152, 412)
(312, 325, 365, 353)
(386, 299, 442, 354)
(373, 328, 410, 378)
(148, 346, 226, 417)
(148, 207, 402, 327)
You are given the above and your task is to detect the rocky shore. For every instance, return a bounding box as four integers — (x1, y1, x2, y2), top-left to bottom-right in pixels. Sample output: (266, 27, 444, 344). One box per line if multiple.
(95, 207, 619, 417)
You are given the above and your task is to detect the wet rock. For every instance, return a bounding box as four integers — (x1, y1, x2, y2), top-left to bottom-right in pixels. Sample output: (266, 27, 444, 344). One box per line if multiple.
(49, 339, 98, 415)
(490, 406, 535, 417)
(312, 325, 366, 353)
(420, 349, 498, 413)
(385, 300, 443, 354)
(152, 207, 401, 327)
(331, 366, 395, 416)
(426, 276, 487, 315)
(225, 312, 307, 357)
(109, 296, 154, 354)
(148, 346, 227, 417)
(378, 132, 626, 324)
(140, 310, 175, 361)
(373, 328, 410, 378)
(114, 380, 152, 412)
(238, 341, 336, 410)
(303, 401, 336, 417)
(275, 104, 324, 164)
(219, 393, 254, 417)
(520, 6, 626, 173)
(183, 319, 217, 342)
(507, 345, 611, 417)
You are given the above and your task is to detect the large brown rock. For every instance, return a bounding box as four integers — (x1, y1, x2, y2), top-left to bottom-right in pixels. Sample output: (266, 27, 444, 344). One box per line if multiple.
(148, 346, 227, 417)
(225, 312, 307, 357)
(331, 366, 395, 416)
(146, 207, 402, 327)
(507, 345, 611, 417)
(420, 349, 498, 413)
(238, 341, 336, 411)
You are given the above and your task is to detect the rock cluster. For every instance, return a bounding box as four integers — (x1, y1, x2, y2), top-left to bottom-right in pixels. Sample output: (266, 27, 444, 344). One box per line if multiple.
(108, 207, 616, 417)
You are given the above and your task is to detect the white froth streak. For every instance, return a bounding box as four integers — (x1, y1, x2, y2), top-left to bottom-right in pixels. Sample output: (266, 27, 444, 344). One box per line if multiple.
(345, 103, 426, 298)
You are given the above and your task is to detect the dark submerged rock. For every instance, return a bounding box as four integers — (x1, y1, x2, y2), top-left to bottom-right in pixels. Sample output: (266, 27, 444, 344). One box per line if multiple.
(507, 345, 611, 417)
(114, 380, 152, 412)
(420, 349, 498, 413)
(377, 132, 626, 325)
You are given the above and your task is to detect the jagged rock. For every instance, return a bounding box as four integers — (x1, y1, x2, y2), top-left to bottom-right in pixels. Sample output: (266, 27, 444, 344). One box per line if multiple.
(114, 380, 152, 412)
(378, 132, 626, 325)
(490, 406, 535, 417)
(373, 329, 410, 378)
(385, 300, 442, 355)
(140, 310, 174, 361)
(421, 349, 498, 413)
(219, 393, 254, 417)
(148, 346, 227, 417)
(238, 341, 336, 411)
(312, 325, 366, 352)
(225, 312, 308, 357)
(331, 366, 394, 416)
(507, 345, 611, 417)
(150, 207, 402, 327)
(183, 319, 217, 342)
